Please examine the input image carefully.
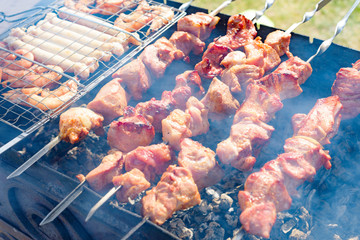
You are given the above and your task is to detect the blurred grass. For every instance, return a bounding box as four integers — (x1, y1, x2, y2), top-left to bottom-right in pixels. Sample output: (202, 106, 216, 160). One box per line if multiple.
(176, 0, 360, 51)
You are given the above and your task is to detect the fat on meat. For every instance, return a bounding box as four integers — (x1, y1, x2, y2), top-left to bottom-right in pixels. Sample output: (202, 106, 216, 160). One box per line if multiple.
(59, 107, 104, 144)
(141, 165, 201, 225)
(178, 138, 223, 190)
(107, 106, 155, 153)
(87, 78, 128, 124)
(112, 168, 151, 203)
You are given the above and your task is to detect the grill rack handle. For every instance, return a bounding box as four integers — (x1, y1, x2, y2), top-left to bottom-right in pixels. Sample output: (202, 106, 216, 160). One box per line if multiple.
(0, 6, 48, 23)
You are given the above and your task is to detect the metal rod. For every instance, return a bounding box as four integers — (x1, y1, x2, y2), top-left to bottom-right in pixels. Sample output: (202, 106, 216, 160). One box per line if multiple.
(40, 179, 87, 226)
(121, 217, 149, 240)
(209, 0, 234, 17)
(285, 0, 332, 34)
(178, 0, 195, 12)
(85, 185, 122, 222)
(307, 0, 360, 63)
(7, 136, 60, 179)
(252, 0, 275, 23)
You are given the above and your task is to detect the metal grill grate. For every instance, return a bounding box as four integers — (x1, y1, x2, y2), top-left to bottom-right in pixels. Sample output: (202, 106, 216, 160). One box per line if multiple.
(0, 0, 186, 153)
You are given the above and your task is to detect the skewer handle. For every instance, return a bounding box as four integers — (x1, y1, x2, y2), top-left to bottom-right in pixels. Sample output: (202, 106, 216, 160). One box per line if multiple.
(209, 0, 234, 17)
(178, 0, 195, 12)
(307, 0, 360, 63)
(85, 185, 122, 222)
(121, 217, 149, 240)
(7, 136, 61, 179)
(252, 0, 275, 23)
(40, 179, 87, 226)
(285, 0, 332, 34)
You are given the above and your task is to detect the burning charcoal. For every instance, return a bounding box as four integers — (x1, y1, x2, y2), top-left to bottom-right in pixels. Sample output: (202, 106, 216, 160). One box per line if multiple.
(225, 213, 238, 228)
(281, 218, 298, 234)
(219, 194, 234, 211)
(205, 187, 221, 199)
(297, 207, 312, 232)
(205, 212, 220, 222)
(168, 218, 194, 240)
(203, 222, 225, 240)
(289, 229, 308, 240)
(348, 237, 359, 240)
(334, 234, 342, 240)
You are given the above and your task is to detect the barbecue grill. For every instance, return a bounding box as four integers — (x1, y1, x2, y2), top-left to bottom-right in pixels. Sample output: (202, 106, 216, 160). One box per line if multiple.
(1, 0, 360, 239)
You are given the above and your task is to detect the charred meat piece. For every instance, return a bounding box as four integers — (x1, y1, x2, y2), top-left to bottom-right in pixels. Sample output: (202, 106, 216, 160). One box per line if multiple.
(214, 14, 257, 50)
(169, 31, 205, 56)
(124, 143, 173, 181)
(59, 107, 104, 144)
(140, 37, 184, 78)
(112, 58, 152, 100)
(238, 96, 342, 238)
(331, 62, 360, 119)
(177, 12, 220, 41)
(87, 78, 128, 124)
(200, 77, 240, 120)
(112, 168, 151, 203)
(141, 165, 201, 225)
(107, 106, 155, 152)
(264, 30, 291, 57)
(195, 43, 233, 79)
(85, 150, 124, 192)
(178, 138, 223, 190)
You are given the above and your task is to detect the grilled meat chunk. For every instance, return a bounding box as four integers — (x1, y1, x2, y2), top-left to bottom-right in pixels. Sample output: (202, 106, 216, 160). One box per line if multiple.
(178, 138, 224, 190)
(186, 96, 209, 136)
(220, 51, 246, 68)
(169, 31, 205, 56)
(107, 106, 155, 152)
(112, 168, 151, 203)
(177, 12, 220, 41)
(59, 107, 104, 144)
(264, 30, 291, 57)
(124, 143, 173, 181)
(141, 165, 201, 225)
(85, 150, 124, 192)
(87, 78, 128, 124)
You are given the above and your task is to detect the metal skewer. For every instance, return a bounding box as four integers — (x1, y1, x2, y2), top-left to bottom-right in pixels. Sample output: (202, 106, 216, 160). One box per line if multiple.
(285, 0, 332, 34)
(307, 0, 360, 63)
(252, 0, 276, 23)
(209, 0, 234, 17)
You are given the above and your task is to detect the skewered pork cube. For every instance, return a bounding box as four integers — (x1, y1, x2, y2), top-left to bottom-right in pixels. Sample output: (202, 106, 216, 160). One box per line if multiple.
(200, 77, 240, 120)
(141, 165, 201, 225)
(112, 168, 151, 203)
(59, 107, 104, 144)
(169, 31, 205, 56)
(244, 37, 281, 73)
(220, 51, 246, 68)
(233, 84, 283, 124)
(174, 70, 204, 97)
(140, 37, 184, 78)
(331, 64, 360, 119)
(87, 78, 128, 124)
(186, 96, 209, 136)
(214, 14, 257, 50)
(291, 96, 342, 145)
(124, 143, 173, 181)
(107, 106, 155, 152)
(178, 138, 223, 190)
(112, 58, 152, 100)
(274, 56, 312, 85)
(264, 30, 291, 57)
(134, 91, 176, 132)
(177, 12, 220, 41)
(194, 42, 232, 79)
(85, 150, 124, 192)
(216, 117, 274, 171)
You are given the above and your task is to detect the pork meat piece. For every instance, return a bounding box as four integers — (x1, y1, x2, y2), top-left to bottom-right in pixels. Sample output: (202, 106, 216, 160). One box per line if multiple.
(112, 168, 151, 203)
(352, 59, 360, 70)
(140, 37, 184, 78)
(87, 78, 128, 124)
(331, 66, 360, 119)
(59, 107, 104, 144)
(177, 12, 220, 41)
(185, 96, 209, 136)
(141, 165, 201, 225)
(264, 30, 291, 57)
(178, 138, 224, 190)
(195, 42, 233, 79)
(124, 143, 173, 181)
(86, 150, 124, 192)
(244, 37, 281, 73)
(169, 31, 205, 56)
(233, 84, 283, 123)
(214, 14, 257, 50)
(274, 56, 312, 85)
(200, 77, 240, 120)
(220, 51, 246, 68)
(291, 96, 342, 145)
(221, 64, 264, 93)
(134, 91, 176, 131)
(174, 70, 205, 97)
(216, 117, 274, 171)
(162, 109, 192, 151)
(107, 106, 155, 152)
(112, 58, 152, 100)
